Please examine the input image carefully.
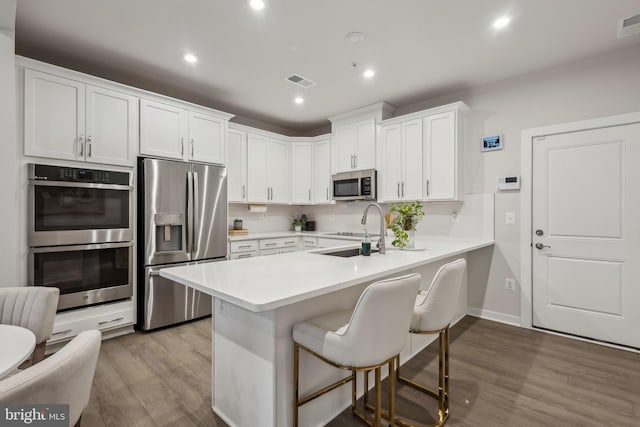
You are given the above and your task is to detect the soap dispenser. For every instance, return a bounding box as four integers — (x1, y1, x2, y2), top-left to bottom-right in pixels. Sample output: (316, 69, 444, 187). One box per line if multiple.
(361, 229, 371, 256)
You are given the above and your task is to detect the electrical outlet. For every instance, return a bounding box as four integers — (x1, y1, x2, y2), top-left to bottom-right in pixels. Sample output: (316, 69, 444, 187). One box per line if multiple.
(505, 278, 516, 291)
(505, 212, 516, 225)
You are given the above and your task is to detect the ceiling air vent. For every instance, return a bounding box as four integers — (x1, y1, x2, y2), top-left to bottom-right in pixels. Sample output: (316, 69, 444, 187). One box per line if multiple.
(285, 74, 317, 88)
(618, 14, 640, 38)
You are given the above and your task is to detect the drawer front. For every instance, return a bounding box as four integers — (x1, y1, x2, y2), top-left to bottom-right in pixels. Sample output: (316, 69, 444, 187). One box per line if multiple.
(230, 251, 259, 260)
(260, 247, 298, 256)
(51, 307, 134, 342)
(230, 240, 259, 253)
(301, 237, 317, 247)
(259, 237, 299, 250)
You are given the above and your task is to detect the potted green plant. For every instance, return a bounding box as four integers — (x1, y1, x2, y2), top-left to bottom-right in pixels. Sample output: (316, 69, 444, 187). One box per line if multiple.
(292, 217, 304, 232)
(390, 201, 425, 249)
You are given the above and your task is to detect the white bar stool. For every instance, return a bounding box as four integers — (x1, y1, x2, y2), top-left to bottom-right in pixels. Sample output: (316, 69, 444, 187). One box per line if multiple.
(365, 258, 466, 427)
(293, 273, 421, 427)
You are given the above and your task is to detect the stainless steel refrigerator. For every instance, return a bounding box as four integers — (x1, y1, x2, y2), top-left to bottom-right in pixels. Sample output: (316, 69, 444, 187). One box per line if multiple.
(137, 158, 227, 330)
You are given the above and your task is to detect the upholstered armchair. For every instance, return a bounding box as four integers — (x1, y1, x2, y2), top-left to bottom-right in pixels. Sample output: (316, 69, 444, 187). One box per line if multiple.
(0, 330, 101, 427)
(0, 287, 59, 364)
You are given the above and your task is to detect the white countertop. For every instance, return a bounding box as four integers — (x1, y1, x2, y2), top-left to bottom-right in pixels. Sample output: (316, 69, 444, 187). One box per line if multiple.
(161, 236, 494, 312)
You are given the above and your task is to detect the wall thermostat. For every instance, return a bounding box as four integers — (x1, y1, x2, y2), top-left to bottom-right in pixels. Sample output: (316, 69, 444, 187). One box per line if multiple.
(497, 176, 520, 191)
(482, 135, 503, 151)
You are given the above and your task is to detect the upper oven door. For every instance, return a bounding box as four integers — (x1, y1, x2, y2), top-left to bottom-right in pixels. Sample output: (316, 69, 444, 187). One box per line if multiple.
(29, 181, 133, 246)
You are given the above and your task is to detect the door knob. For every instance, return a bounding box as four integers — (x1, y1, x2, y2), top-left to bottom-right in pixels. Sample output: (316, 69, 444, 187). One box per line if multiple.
(535, 243, 551, 250)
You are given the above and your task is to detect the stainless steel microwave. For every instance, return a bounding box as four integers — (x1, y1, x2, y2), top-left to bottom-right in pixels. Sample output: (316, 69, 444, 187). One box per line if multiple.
(332, 169, 377, 201)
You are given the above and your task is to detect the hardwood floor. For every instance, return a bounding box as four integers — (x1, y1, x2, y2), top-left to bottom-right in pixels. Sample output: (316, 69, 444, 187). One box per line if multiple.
(83, 316, 640, 426)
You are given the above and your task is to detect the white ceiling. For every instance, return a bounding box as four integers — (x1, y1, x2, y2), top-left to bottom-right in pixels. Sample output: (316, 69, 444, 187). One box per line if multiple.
(14, 0, 640, 133)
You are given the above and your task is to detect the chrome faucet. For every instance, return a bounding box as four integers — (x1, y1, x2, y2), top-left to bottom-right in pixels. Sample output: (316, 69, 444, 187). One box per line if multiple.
(361, 203, 386, 254)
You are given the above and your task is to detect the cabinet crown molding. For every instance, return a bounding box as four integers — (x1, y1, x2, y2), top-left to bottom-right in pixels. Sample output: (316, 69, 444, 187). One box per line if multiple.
(328, 101, 396, 126)
(381, 101, 470, 127)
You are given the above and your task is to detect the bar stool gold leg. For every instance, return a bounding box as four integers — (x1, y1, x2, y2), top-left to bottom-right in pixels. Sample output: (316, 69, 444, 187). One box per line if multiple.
(388, 358, 396, 426)
(374, 367, 382, 427)
(293, 342, 300, 427)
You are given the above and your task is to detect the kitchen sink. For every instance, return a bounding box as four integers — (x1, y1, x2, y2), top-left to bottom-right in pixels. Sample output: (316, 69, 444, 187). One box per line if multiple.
(318, 248, 379, 257)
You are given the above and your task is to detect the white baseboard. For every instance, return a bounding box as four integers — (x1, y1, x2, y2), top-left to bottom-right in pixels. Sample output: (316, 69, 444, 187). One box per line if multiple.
(466, 307, 520, 327)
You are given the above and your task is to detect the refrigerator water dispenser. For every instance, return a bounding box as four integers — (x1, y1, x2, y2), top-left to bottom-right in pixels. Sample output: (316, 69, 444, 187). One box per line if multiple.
(154, 213, 183, 252)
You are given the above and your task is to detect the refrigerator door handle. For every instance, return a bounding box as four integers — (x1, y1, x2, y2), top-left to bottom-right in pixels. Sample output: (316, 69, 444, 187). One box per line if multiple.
(187, 171, 194, 256)
(192, 171, 199, 255)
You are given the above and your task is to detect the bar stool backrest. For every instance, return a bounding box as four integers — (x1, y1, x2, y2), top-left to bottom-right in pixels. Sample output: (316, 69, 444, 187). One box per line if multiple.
(340, 273, 420, 367)
(412, 258, 466, 332)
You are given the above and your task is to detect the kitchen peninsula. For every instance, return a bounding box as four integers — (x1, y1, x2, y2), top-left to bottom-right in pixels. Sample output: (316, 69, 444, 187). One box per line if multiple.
(161, 236, 494, 427)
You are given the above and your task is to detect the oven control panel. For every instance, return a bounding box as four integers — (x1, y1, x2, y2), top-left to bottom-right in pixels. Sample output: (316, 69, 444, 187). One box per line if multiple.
(29, 164, 130, 185)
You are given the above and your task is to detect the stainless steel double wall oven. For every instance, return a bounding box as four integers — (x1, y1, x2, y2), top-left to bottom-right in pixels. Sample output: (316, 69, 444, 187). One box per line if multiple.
(28, 164, 134, 311)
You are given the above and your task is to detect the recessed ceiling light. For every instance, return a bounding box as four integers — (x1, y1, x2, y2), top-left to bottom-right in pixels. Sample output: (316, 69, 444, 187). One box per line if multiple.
(183, 53, 198, 64)
(345, 32, 365, 44)
(249, 0, 265, 11)
(294, 97, 304, 105)
(363, 69, 375, 79)
(493, 16, 511, 30)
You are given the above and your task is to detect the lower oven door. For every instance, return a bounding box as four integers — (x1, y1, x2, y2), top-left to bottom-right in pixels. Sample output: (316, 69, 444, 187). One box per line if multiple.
(29, 242, 133, 311)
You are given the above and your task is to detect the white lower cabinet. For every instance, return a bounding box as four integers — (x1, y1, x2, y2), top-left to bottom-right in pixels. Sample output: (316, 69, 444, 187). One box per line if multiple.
(229, 240, 259, 259)
(49, 300, 134, 346)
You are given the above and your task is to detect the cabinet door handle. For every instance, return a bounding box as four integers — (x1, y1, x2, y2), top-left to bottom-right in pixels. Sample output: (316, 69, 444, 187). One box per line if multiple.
(326, 188, 329, 200)
(238, 245, 252, 249)
(87, 136, 92, 157)
(265, 243, 277, 247)
(52, 329, 72, 336)
(426, 180, 430, 197)
(181, 138, 184, 156)
(98, 316, 124, 327)
(191, 138, 194, 157)
(242, 185, 246, 199)
(78, 134, 84, 157)
(397, 182, 400, 197)
(238, 253, 252, 258)
(308, 188, 311, 201)
(354, 154, 357, 168)
(284, 240, 296, 245)
(271, 188, 274, 200)
(401, 182, 404, 197)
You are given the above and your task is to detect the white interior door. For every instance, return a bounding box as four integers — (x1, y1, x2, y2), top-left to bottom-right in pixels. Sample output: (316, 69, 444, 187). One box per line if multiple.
(532, 123, 640, 348)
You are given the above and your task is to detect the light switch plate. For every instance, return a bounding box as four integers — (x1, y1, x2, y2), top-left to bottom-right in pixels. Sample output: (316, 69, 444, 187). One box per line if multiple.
(505, 212, 516, 225)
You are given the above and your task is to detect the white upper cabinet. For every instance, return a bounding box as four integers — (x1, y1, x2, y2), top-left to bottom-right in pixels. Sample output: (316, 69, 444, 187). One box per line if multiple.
(313, 139, 332, 204)
(379, 119, 423, 202)
(247, 134, 289, 203)
(291, 142, 313, 204)
(139, 99, 187, 160)
(423, 110, 464, 201)
(188, 111, 226, 164)
(333, 118, 376, 173)
(266, 139, 290, 203)
(24, 69, 137, 166)
(227, 129, 247, 203)
(140, 100, 229, 163)
(247, 133, 269, 202)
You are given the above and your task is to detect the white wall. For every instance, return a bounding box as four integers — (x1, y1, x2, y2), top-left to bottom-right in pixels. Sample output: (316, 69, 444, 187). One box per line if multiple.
(393, 43, 640, 319)
(0, 10, 17, 286)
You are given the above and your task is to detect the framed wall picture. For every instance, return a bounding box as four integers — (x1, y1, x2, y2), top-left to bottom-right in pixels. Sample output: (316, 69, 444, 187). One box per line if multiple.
(482, 135, 503, 152)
